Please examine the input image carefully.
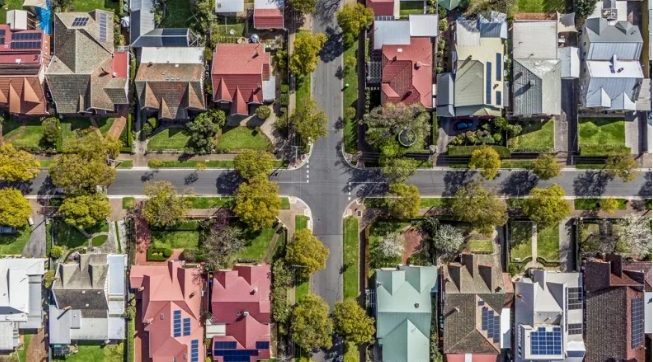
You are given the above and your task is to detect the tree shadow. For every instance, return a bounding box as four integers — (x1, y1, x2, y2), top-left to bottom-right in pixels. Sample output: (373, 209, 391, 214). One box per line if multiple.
(319, 27, 343, 63)
(573, 170, 613, 196)
(638, 171, 651, 198)
(499, 171, 538, 197)
(215, 171, 242, 195)
(184, 172, 198, 185)
(315, 0, 341, 23)
(442, 170, 475, 196)
(140, 170, 159, 182)
(1, 179, 35, 195)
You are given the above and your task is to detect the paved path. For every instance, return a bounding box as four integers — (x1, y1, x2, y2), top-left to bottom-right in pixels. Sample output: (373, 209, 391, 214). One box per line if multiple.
(23, 213, 46, 258)
(559, 218, 573, 272)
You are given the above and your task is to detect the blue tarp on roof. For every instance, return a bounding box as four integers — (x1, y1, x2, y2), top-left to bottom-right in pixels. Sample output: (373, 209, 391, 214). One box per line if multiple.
(35, 0, 52, 35)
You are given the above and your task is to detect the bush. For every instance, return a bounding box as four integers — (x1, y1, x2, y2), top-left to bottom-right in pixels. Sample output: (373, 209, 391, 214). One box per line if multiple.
(432, 113, 438, 145)
(147, 248, 170, 261)
(120, 114, 133, 153)
(142, 123, 153, 137)
(50, 245, 64, 259)
(344, 107, 356, 120)
(580, 144, 631, 156)
(279, 93, 289, 107)
(448, 145, 511, 158)
(150, 219, 201, 231)
(147, 117, 158, 130)
(281, 83, 290, 93)
(43, 270, 55, 288)
(163, 248, 173, 257)
(255, 106, 271, 120)
(41, 117, 61, 151)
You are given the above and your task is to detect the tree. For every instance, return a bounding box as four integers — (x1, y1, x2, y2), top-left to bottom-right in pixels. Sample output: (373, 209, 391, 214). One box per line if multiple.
(64, 132, 121, 160)
(234, 150, 274, 180)
(41, 117, 61, 150)
(285, 229, 329, 278)
(201, 225, 245, 269)
(337, 4, 374, 47)
(290, 97, 328, 144)
(380, 157, 419, 183)
(0, 143, 40, 182)
(574, 0, 599, 22)
(233, 176, 281, 231)
(0, 188, 31, 228)
(599, 198, 620, 215)
(58, 193, 111, 229)
(522, 184, 570, 228)
(291, 295, 334, 350)
(271, 260, 293, 324)
(43, 270, 55, 288)
(186, 113, 219, 154)
(343, 55, 357, 77)
(142, 181, 190, 227)
(288, 0, 317, 15)
(616, 214, 652, 258)
(451, 180, 507, 234)
(207, 108, 227, 128)
(50, 245, 64, 259)
(385, 182, 420, 219)
(432, 224, 464, 254)
(374, 232, 405, 259)
(605, 153, 639, 183)
(469, 145, 501, 180)
(333, 300, 376, 345)
(532, 154, 561, 180)
(290, 32, 327, 76)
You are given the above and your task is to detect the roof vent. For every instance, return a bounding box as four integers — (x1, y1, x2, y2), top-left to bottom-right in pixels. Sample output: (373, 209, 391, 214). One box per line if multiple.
(243, 311, 249, 317)
(112, 72, 117, 78)
(81, 290, 86, 294)
(252, 287, 259, 294)
(414, 303, 420, 308)
(397, 48, 403, 53)
(415, 61, 422, 68)
(148, 62, 153, 66)
(253, 50, 259, 57)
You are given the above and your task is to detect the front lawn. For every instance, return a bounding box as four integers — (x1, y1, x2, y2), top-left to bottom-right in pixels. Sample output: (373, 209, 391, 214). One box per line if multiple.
(2, 118, 45, 150)
(295, 216, 310, 230)
(186, 197, 234, 209)
(147, 128, 191, 151)
(574, 198, 628, 211)
(343, 217, 359, 300)
(91, 235, 108, 247)
(513, 0, 565, 12)
(537, 225, 559, 262)
(399, 1, 424, 16)
(468, 239, 494, 253)
(61, 118, 114, 148)
(510, 221, 533, 261)
(513, 120, 554, 152)
(159, 0, 193, 28)
(578, 118, 626, 146)
(239, 227, 276, 261)
(216, 127, 271, 152)
(151, 231, 200, 250)
(0, 227, 30, 255)
(369, 221, 410, 269)
(53, 220, 88, 249)
(343, 44, 358, 153)
(420, 198, 450, 209)
(55, 344, 123, 362)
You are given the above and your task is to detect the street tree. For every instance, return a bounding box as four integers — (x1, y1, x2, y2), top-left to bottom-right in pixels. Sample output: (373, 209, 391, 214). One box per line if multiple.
(201, 225, 246, 269)
(333, 300, 376, 345)
(291, 295, 334, 350)
(186, 113, 219, 154)
(290, 97, 328, 145)
(65, 132, 121, 160)
(451, 180, 507, 234)
(234, 150, 274, 180)
(49, 153, 116, 195)
(0, 188, 31, 228)
(0, 143, 40, 182)
(290, 32, 327, 76)
(380, 157, 419, 183)
(142, 181, 191, 227)
(385, 182, 420, 219)
(271, 260, 293, 324)
(343, 55, 357, 77)
(616, 213, 652, 258)
(599, 198, 620, 215)
(432, 224, 465, 254)
(234, 176, 281, 231)
(288, 0, 317, 15)
(605, 153, 639, 183)
(522, 184, 570, 228)
(337, 4, 374, 47)
(58, 193, 111, 230)
(469, 145, 501, 180)
(285, 229, 329, 278)
(532, 154, 561, 180)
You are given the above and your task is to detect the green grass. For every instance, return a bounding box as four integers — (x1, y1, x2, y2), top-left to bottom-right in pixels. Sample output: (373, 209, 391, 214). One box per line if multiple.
(513, 0, 565, 12)
(91, 235, 108, 246)
(216, 127, 271, 152)
(53, 220, 89, 249)
(147, 128, 191, 151)
(296, 278, 310, 301)
(151, 231, 200, 250)
(574, 198, 628, 211)
(513, 120, 554, 152)
(239, 227, 276, 261)
(0, 0, 23, 24)
(38, 159, 53, 169)
(55, 344, 124, 362)
(399, 0, 424, 16)
(0, 227, 30, 255)
(122, 197, 135, 210)
(343, 43, 358, 153)
(579, 118, 626, 146)
(575, 163, 606, 169)
(280, 197, 291, 210)
(116, 160, 133, 169)
(2, 118, 45, 149)
(61, 118, 115, 148)
(296, 75, 310, 106)
(149, 160, 234, 168)
(213, 17, 246, 37)
(343, 217, 359, 300)
(159, 0, 193, 28)
(115, 221, 122, 253)
(128, 318, 135, 362)
(85, 220, 109, 234)
(185, 197, 234, 209)
(537, 225, 559, 262)
(295, 216, 310, 230)
(468, 240, 494, 253)
(18, 333, 32, 362)
(420, 198, 450, 209)
(580, 223, 601, 253)
(510, 221, 533, 261)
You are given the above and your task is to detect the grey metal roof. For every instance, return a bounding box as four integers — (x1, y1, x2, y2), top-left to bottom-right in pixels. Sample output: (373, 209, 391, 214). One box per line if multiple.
(49, 305, 72, 344)
(107, 255, 126, 297)
(0, 322, 16, 351)
(409, 14, 438, 37)
(454, 60, 483, 107)
(581, 60, 642, 111)
(262, 76, 276, 102)
(512, 21, 557, 60)
(129, 0, 155, 45)
(373, 20, 411, 50)
(584, 18, 643, 60)
(436, 73, 455, 117)
(215, 0, 244, 13)
(559, 47, 580, 78)
(513, 58, 561, 116)
(478, 11, 507, 39)
(132, 28, 191, 48)
(636, 78, 651, 111)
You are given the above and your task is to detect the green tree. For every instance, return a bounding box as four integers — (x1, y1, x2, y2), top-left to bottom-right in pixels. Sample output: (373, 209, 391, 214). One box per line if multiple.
(574, 0, 599, 22)
(469, 145, 501, 180)
(50, 246, 64, 259)
(451, 180, 507, 234)
(291, 295, 334, 350)
(0, 143, 40, 182)
(64, 132, 121, 160)
(532, 154, 561, 180)
(522, 184, 570, 227)
(605, 153, 639, 183)
(233, 176, 281, 231)
(288, 0, 317, 15)
(599, 198, 620, 215)
(0, 188, 31, 228)
(380, 157, 418, 183)
(290, 32, 327, 76)
(290, 97, 328, 145)
(343, 55, 357, 77)
(385, 182, 420, 219)
(255, 105, 271, 120)
(43, 270, 55, 288)
(337, 3, 374, 47)
(285, 228, 329, 278)
(58, 193, 111, 230)
(142, 181, 190, 227)
(207, 108, 227, 128)
(333, 300, 376, 345)
(41, 117, 61, 150)
(234, 150, 274, 180)
(186, 113, 219, 154)
(201, 225, 245, 269)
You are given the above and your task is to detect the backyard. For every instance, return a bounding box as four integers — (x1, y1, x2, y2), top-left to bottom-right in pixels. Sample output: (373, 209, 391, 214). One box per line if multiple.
(536, 225, 559, 262)
(159, 0, 193, 28)
(399, 0, 423, 17)
(343, 217, 359, 300)
(368, 220, 411, 269)
(151, 230, 200, 250)
(468, 239, 494, 253)
(147, 128, 191, 151)
(69, 0, 120, 12)
(55, 343, 123, 362)
(510, 221, 533, 261)
(512, 119, 554, 152)
(213, 17, 247, 37)
(0, 0, 22, 24)
(216, 126, 271, 152)
(578, 118, 626, 146)
(0, 226, 30, 255)
(512, 0, 565, 12)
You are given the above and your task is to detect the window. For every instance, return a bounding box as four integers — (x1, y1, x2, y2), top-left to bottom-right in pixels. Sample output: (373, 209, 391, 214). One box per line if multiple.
(190, 339, 199, 362)
(567, 287, 582, 310)
(631, 297, 644, 348)
(173, 310, 182, 337)
(256, 341, 270, 350)
(183, 318, 191, 336)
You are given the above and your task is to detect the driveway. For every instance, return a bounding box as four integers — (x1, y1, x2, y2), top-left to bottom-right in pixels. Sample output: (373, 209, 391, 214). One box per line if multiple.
(23, 214, 45, 258)
(561, 79, 577, 157)
(625, 113, 641, 154)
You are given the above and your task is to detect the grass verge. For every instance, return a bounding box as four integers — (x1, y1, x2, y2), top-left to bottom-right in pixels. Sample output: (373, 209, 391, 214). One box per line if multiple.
(574, 198, 628, 211)
(343, 43, 358, 153)
(122, 197, 135, 210)
(295, 216, 310, 230)
(116, 160, 133, 169)
(343, 217, 359, 300)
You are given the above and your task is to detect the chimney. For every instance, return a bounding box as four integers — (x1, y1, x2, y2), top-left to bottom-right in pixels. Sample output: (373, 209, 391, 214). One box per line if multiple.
(606, 254, 623, 277)
(393, 55, 397, 61)
(253, 50, 259, 57)
(252, 287, 259, 294)
(243, 311, 249, 317)
(138, 286, 145, 291)
(112, 72, 117, 78)
(148, 62, 153, 66)
(454, 307, 460, 312)
(479, 264, 495, 291)
(175, 64, 179, 68)
(461, 253, 476, 277)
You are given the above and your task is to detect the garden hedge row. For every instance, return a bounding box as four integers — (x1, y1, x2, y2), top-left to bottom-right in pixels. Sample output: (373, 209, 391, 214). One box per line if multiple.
(147, 248, 173, 261)
(120, 114, 133, 153)
(448, 145, 511, 158)
(579, 144, 630, 156)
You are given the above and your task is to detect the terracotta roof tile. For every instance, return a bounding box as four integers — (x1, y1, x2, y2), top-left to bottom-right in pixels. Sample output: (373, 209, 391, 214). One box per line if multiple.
(368, 0, 395, 17)
(253, 9, 284, 29)
(381, 37, 433, 108)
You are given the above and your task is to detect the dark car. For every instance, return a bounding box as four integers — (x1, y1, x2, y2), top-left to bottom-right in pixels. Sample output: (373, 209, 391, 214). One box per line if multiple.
(454, 121, 474, 131)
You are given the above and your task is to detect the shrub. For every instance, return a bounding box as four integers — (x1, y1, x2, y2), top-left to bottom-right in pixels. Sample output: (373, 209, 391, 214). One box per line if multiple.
(448, 145, 511, 158)
(142, 123, 153, 137)
(279, 93, 289, 107)
(163, 248, 173, 257)
(50, 245, 64, 259)
(255, 106, 271, 120)
(580, 144, 631, 156)
(147, 117, 158, 130)
(147, 248, 170, 261)
(43, 270, 55, 288)
(344, 107, 356, 120)
(41, 117, 61, 150)
(281, 83, 290, 93)
(150, 219, 201, 231)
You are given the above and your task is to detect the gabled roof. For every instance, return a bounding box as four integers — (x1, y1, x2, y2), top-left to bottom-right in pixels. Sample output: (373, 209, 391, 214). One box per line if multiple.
(253, 0, 284, 29)
(131, 28, 193, 48)
(512, 21, 557, 60)
(215, 0, 245, 13)
(512, 58, 561, 115)
(558, 47, 580, 78)
(455, 11, 507, 47)
(367, 0, 395, 18)
(372, 15, 438, 50)
(582, 59, 643, 111)
(381, 37, 433, 108)
(0, 258, 46, 319)
(586, 17, 643, 43)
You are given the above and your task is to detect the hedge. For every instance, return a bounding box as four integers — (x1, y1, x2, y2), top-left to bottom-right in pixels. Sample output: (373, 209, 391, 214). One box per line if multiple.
(431, 113, 438, 145)
(448, 145, 511, 158)
(147, 247, 173, 261)
(120, 114, 133, 153)
(579, 144, 630, 156)
(150, 219, 201, 231)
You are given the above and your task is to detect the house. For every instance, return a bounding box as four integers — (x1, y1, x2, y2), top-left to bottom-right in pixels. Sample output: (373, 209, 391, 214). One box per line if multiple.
(135, 47, 206, 120)
(0, 24, 50, 115)
(511, 20, 561, 116)
(584, 254, 651, 362)
(46, 11, 129, 114)
(0, 258, 47, 351)
(208, 265, 271, 361)
(129, 260, 205, 362)
(442, 253, 513, 361)
(513, 270, 585, 362)
(211, 43, 275, 115)
(368, 14, 437, 109)
(375, 265, 437, 362)
(130, 0, 194, 48)
(579, 17, 644, 111)
(253, 0, 284, 29)
(49, 254, 127, 347)
(215, 0, 245, 15)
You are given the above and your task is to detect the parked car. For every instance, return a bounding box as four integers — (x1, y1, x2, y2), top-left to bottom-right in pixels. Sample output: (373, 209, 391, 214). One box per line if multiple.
(454, 121, 474, 131)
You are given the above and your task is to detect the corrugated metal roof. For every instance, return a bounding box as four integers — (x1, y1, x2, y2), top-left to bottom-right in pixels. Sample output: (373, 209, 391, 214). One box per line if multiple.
(512, 21, 557, 59)
(436, 72, 454, 106)
(215, 0, 244, 13)
(478, 11, 507, 39)
(140, 47, 204, 65)
(373, 20, 411, 50)
(262, 76, 276, 101)
(559, 47, 580, 78)
(585, 18, 643, 60)
(582, 60, 642, 110)
(409, 14, 438, 37)
(455, 19, 481, 47)
(513, 58, 561, 115)
(132, 29, 191, 48)
(107, 255, 126, 296)
(49, 305, 72, 344)
(454, 60, 484, 106)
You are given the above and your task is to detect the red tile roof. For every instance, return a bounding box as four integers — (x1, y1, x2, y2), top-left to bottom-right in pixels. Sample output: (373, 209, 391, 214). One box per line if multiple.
(381, 37, 433, 108)
(368, 0, 394, 17)
(112, 51, 129, 79)
(211, 44, 270, 115)
(446, 354, 498, 362)
(253, 9, 284, 29)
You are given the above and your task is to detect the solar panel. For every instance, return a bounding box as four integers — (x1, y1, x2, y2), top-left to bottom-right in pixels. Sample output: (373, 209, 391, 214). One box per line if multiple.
(98, 13, 107, 42)
(71, 17, 89, 27)
(530, 326, 562, 355)
(183, 318, 191, 336)
(495, 53, 501, 81)
(496, 91, 502, 106)
(161, 28, 188, 36)
(481, 306, 501, 343)
(631, 297, 644, 348)
(568, 323, 582, 335)
(485, 62, 492, 104)
(10, 41, 41, 49)
(567, 287, 582, 310)
(173, 310, 181, 337)
(214, 350, 257, 357)
(12, 32, 41, 40)
(190, 339, 199, 362)
(214, 341, 237, 350)
(255, 341, 269, 349)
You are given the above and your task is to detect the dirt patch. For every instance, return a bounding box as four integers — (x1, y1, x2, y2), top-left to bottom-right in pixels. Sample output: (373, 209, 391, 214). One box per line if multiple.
(402, 228, 423, 264)
(26, 329, 47, 362)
